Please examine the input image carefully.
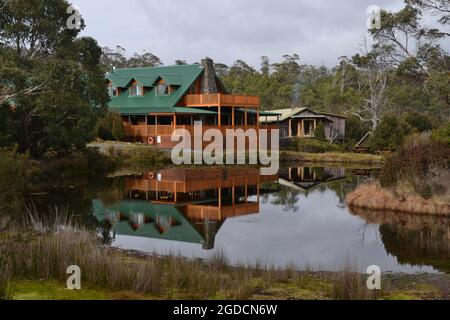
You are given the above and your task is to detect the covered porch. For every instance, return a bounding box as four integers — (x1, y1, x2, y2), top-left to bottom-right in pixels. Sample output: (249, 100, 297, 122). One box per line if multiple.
(286, 115, 332, 138)
(121, 107, 280, 147)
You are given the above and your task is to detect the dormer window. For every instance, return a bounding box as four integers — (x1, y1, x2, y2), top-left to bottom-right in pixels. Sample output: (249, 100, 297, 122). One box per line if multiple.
(108, 86, 118, 97)
(156, 83, 169, 95)
(129, 84, 142, 96)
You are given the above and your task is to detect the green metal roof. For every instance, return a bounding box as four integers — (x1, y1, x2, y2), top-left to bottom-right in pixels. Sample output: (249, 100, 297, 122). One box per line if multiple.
(109, 76, 133, 88)
(160, 74, 183, 85)
(92, 199, 205, 244)
(106, 64, 204, 114)
(134, 75, 159, 87)
(110, 106, 217, 116)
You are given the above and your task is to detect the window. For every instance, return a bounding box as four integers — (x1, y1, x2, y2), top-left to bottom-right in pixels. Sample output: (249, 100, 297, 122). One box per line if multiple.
(108, 86, 118, 97)
(129, 85, 142, 96)
(156, 83, 169, 95)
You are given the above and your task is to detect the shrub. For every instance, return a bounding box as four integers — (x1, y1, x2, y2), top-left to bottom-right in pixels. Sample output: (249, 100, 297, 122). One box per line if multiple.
(431, 122, 450, 146)
(96, 111, 125, 141)
(314, 122, 326, 141)
(296, 138, 343, 153)
(346, 116, 371, 146)
(380, 132, 450, 197)
(0, 149, 30, 216)
(0, 254, 11, 300)
(402, 112, 435, 133)
(368, 114, 412, 152)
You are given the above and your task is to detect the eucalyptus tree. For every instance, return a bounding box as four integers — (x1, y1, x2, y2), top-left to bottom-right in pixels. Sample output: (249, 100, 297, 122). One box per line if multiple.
(0, 0, 108, 157)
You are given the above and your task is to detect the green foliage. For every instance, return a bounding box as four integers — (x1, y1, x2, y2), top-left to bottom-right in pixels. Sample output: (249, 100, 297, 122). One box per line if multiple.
(0, 1, 108, 158)
(314, 122, 326, 141)
(346, 116, 370, 144)
(431, 122, 450, 146)
(402, 112, 435, 133)
(294, 138, 343, 153)
(0, 0, 83, 58)
(0, 148, 31, 215)
(380, 133, 450, 198)
(0, 253, 11, 300)
(368, 114, 412, 152)
(96, 112, 125, 141)
(369, 112, 437, 152)
(100, 46, 162, 71)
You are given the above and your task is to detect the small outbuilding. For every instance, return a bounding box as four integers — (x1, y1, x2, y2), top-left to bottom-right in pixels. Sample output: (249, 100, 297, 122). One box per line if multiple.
(260, 107, 346, 143)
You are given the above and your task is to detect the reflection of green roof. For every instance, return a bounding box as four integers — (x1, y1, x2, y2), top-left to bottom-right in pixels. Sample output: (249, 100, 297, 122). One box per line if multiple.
(106, 64, 204, 114)
(92, 200, 204, 244)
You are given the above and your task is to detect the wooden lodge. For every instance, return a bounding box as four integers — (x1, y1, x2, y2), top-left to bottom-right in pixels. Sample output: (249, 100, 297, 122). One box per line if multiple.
(259, 107, 346, 143)
(106, 58, 279, 148)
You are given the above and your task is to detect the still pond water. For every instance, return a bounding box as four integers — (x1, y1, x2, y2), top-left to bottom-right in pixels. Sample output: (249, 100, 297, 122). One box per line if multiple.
(27, 165, 450, 274)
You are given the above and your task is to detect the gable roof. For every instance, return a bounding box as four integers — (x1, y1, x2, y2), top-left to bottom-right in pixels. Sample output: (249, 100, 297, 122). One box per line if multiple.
(260, 107, 346, 123)
(106, 64, 204, 113)
(260, 107, 323, 123)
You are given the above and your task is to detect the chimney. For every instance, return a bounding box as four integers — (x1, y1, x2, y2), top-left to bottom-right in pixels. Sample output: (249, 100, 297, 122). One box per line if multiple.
(200, 58, 218, 94)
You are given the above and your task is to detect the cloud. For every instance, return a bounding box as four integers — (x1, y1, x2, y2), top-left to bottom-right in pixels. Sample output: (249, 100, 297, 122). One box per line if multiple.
(75, 0, 428, 68)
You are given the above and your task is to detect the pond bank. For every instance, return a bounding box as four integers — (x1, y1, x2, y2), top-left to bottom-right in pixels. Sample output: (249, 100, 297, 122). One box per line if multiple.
(280, 151, 384, 164)
(346, 183, 450, 216)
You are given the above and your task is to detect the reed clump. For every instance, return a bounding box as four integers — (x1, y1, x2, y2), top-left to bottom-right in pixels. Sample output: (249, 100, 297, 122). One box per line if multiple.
(346, 183, 450, 216)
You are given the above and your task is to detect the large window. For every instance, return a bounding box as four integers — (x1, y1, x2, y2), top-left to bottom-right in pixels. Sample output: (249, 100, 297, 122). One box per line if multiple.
(129, 85, 142, 96)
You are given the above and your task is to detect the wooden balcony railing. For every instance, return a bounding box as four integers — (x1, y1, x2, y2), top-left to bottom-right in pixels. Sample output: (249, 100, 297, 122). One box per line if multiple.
(182, 94, 260, 107)
(124, 124, 279, 138)
(186, 203, 259, 220)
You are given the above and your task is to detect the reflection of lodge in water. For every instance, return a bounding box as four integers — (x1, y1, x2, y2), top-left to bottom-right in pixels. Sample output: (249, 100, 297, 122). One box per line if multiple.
(278, 167, 346, 191)
(93, 168, 278, 250)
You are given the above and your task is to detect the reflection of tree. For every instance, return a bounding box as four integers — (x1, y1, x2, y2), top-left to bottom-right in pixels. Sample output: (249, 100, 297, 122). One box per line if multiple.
(270, 186, 301, 212)
(350, 207, 450, 273)
(271, 171, 374, 212)
(98, 220, 115, 245)
(327, 175, 373, 205)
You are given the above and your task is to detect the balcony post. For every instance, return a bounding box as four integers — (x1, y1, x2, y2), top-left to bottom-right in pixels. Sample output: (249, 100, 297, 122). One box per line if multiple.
(232, 108, 235, 128)
(218, 106, 221, 127)
(256, 108, 260, 129)
(145, 115, 148, 140)
(244, 107, 248, 127)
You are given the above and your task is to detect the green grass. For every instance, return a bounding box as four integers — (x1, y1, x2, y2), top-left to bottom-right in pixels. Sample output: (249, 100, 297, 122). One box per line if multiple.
(88, 141, 171, 168)
(281, 151, 384, 164)
(11, 280, 109, 300)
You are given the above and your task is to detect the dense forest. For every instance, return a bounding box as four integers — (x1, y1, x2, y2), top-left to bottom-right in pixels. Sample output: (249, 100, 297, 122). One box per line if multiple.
(0, 0, 449, 157)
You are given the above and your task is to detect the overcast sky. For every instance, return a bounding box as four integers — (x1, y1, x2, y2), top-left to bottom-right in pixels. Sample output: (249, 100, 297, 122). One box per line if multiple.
(75, 0, 409, 68)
